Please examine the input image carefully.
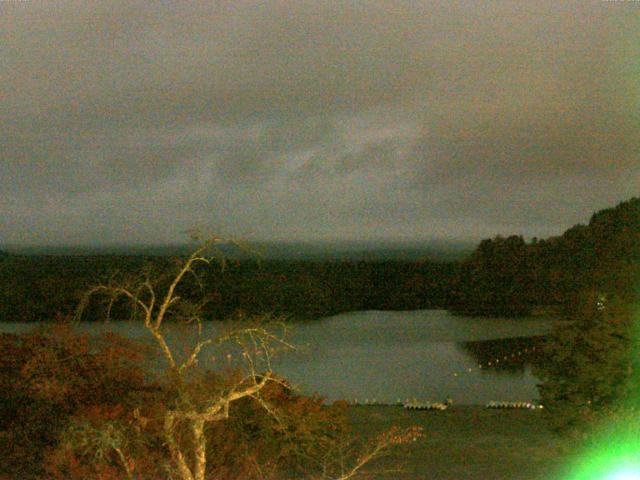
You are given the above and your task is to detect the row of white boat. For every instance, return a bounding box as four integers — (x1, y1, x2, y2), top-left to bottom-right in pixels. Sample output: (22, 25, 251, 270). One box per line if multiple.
(403, 399, 452, 411)
(348, 399, 542, 410)
(485, 401, 543, 410)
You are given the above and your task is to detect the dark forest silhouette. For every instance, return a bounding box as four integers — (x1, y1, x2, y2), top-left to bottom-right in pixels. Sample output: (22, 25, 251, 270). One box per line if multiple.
(0, 197, 637, 322)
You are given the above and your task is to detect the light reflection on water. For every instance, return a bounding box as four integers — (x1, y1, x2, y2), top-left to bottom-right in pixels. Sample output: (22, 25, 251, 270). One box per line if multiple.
(0, 310, 558, 405)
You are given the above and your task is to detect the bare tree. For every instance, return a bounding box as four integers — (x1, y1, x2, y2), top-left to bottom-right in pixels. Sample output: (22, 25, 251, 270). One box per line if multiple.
(76, 238, 422, 480)
(77, 238, 293, 480)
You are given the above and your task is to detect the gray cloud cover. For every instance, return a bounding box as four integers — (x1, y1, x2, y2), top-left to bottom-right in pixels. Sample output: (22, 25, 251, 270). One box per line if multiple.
(1, 1, 638, 245)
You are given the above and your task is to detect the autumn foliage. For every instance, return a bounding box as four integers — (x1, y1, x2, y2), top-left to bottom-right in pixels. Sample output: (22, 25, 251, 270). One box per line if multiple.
(0, 321, 150, 479)
(0, 322, 402, 479)
(1, 241, 421, 479)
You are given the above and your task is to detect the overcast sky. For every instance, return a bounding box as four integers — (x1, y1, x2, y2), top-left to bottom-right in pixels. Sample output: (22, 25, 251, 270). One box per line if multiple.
(1, 1, 638, 246)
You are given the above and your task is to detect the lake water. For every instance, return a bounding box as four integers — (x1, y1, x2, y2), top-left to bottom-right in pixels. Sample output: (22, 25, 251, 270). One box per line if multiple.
(1, 310, 558, 405)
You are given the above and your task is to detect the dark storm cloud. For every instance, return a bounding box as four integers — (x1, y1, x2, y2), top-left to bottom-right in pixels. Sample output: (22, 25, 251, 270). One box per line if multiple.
(1, 1, 638, 244)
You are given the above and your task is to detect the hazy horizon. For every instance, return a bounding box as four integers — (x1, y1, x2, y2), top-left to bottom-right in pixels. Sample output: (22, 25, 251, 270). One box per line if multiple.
(1, 237, 478, 261)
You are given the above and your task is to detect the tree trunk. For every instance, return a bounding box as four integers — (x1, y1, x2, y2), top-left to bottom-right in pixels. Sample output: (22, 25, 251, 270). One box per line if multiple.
(193, 418, 207, 480)
(164, 413, 195, 480)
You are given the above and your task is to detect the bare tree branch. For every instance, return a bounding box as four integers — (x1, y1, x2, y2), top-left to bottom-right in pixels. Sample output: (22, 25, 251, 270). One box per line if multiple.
(178, 339, 213, 375)
(77, 237, 399, 480)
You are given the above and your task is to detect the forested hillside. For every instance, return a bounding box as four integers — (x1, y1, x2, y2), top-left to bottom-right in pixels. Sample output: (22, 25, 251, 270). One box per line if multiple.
(0, 255, 459, 322)
(0, 197, 637, 321)
(452, 197, 640, 316)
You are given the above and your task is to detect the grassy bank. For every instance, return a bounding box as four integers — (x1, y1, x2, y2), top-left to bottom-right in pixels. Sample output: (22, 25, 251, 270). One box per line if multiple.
(347, 405, 576, 479)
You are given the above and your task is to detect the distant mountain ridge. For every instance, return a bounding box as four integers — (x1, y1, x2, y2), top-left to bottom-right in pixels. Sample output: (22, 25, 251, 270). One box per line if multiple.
(0, 239, 476, 262)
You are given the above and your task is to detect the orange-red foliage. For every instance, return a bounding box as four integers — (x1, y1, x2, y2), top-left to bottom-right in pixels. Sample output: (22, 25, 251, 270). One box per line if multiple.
(204, 380, 350, 479)
(1, 324, 353, 480)
(0, 323, 150, 479)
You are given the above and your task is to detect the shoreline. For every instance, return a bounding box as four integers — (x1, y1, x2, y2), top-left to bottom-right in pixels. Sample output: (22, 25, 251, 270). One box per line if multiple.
(346, 405, 573, 479)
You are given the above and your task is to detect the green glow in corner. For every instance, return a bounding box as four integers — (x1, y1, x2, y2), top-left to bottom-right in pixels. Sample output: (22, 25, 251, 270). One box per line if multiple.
(605, 470, 640, 480)
(564, 300, 640, 480)
(564, 422, 640, 480)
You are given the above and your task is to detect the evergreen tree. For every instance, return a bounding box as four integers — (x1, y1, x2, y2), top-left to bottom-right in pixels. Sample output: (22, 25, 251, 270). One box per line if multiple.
(535, 290, 638, 433)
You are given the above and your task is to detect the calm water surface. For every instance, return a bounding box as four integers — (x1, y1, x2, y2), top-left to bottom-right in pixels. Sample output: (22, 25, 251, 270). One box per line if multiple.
(1, 310, 558, 405)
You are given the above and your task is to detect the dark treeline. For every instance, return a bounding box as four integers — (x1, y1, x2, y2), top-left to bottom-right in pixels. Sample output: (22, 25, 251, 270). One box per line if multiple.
(0, 255, 150, 323)
(0, 197, 638, 321)
(450, 197, 640, 316)
(0, 254, 460, 322)
(202, 259, 460, 318)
